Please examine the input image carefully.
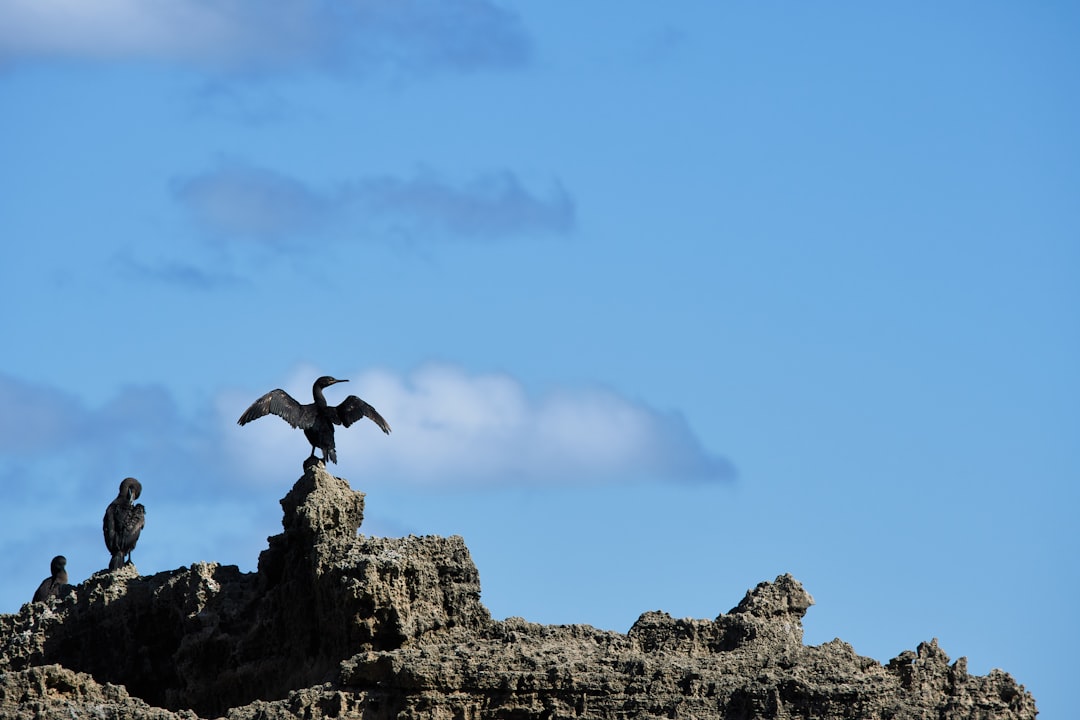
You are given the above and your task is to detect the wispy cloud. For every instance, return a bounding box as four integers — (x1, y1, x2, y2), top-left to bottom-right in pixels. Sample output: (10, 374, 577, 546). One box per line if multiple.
(224, 364, 735, 486)
(352, 169, 575, 240)
(0, 0, 531, 77)
(0, 374, 85, 455)
(0, 373, 214, 492)
(186, 82, 299, 127)
(172, 160, 575, 246)
(113, 252, 243, 291)
(172, 161, 332, 247)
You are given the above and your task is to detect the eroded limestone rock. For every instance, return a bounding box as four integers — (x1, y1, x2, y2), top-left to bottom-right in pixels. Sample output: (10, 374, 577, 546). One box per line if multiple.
(0, 464, 1037, 719)
(1, 464, 486, 717)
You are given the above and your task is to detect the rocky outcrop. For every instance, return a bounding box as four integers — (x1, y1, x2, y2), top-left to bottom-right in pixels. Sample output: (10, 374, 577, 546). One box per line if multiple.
(0, 464, 1037, 719)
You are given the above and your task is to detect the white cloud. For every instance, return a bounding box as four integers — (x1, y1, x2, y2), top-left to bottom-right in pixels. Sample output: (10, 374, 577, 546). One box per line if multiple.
(0, 368, 732, 613)
(0, 1, 263, 63)
(0, 0, 531, 76)
(223, 364, 734, 487)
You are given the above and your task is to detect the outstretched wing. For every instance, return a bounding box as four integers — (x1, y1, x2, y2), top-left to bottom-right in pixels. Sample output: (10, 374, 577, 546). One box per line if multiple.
(237, 389, 317, 429)
(333, 395, 392, 434)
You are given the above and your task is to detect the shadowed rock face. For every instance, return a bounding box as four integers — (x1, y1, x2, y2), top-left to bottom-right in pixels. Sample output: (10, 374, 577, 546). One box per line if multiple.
(0, 465, 1037, 720)
(0, 465, 487, 716)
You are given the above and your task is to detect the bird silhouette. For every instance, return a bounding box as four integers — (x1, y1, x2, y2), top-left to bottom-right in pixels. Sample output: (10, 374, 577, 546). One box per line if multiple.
(237, 376, 391, 464)
(103, 477, 146, 571)
(32, 555, 69, 603)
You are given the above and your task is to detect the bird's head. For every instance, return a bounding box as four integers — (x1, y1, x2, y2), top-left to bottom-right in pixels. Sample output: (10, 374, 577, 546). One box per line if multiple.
(120, 477, 142, 502)
(50, 556, 66, 574)
(314, 376, 348, 390)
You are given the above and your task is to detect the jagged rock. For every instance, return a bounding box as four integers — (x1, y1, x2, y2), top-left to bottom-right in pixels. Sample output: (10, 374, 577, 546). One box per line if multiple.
(0, 664, 197, 720)
(626, 573, 812, 658)
(1, 465, 487, 717)
(0, 464, 1037, 719)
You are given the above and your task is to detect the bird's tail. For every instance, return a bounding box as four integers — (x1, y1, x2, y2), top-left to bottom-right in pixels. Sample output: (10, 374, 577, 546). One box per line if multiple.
(108, 553, 125, 571)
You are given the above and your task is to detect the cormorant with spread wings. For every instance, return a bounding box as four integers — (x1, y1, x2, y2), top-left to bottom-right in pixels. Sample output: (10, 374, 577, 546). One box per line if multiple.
(237, 376, 391, 464)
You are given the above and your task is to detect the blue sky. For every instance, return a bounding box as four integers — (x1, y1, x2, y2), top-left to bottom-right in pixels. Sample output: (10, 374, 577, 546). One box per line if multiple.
(1, 2, 1077, 716)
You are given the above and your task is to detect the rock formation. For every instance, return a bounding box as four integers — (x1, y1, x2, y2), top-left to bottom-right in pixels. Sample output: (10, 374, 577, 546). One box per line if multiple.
(0, 464, 1037, 719)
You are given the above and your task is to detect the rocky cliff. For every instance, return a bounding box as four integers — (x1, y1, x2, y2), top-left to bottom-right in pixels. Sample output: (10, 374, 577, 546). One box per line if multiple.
(0, 465, 1037, 719)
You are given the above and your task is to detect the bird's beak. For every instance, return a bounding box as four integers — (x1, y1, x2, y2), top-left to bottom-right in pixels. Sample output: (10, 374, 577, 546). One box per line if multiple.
(335, 378, 349, 384)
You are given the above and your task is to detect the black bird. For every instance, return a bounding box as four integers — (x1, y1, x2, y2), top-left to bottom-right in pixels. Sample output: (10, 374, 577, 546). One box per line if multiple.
(32, 555, 69, 603)
(103, 477, 146, 571)
(237, 376, 391, 464)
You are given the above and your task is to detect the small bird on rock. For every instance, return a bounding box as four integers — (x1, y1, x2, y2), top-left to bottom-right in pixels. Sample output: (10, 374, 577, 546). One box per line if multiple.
(32, 555, 69, 603)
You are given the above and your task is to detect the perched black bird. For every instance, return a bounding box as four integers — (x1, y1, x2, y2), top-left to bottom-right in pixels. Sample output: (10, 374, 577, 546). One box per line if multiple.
(103, 477, 146, 571)
(32, 555, 69, 603)
(237, 376, 391, 464)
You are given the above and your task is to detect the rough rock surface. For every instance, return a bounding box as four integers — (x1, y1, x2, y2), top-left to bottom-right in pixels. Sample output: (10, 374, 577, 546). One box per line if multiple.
(0, 464, 1037, 719)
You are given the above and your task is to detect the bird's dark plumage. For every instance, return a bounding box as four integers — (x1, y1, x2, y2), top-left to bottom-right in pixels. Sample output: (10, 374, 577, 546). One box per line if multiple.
(237, 376, 391, 464)
(103, 477, 146, 571)
(32, 555, 69, 603)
